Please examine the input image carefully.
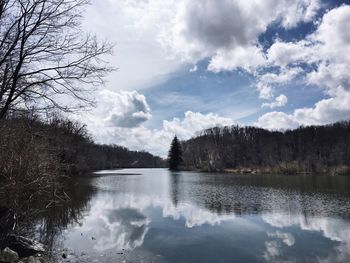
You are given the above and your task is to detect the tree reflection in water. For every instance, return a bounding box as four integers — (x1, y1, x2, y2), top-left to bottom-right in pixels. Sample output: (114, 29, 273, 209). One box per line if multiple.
(6, 169, 350, 263)
(14, 177, 96, 253)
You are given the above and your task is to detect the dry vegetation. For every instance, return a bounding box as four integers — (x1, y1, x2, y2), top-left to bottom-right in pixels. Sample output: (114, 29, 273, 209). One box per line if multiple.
(0, 113, 164, 226)
(0, 116, 59, 211)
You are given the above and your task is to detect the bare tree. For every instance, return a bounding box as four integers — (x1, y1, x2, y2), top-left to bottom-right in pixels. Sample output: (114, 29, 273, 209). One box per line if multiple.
(0, 0, 114, 119)
(181, 122, 350, 174)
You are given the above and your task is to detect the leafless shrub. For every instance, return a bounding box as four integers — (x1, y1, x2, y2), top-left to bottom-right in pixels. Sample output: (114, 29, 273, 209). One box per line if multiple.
(0, 116, 60, 212)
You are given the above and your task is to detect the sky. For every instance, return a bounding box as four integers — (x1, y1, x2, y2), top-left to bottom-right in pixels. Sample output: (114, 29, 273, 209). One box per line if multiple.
(76, 0, 350, 157)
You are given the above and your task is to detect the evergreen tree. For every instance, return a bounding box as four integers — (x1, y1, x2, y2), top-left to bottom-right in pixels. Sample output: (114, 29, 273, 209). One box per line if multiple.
(168, 136, 183, 170)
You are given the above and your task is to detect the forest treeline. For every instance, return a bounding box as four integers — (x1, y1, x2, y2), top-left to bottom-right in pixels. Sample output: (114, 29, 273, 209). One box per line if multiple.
(0, 113, 164, 174)
(181, 121, 350, 175)
(0, 113, 164, 210)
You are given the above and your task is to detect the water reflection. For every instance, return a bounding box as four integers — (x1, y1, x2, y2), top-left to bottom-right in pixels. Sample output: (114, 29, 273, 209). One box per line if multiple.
(26, 177, 96, 250)
(63, 196, 150, 251)
(169, 172, 181, 207)
(30, 169, 350, 262)
(262, 213, 350, 262)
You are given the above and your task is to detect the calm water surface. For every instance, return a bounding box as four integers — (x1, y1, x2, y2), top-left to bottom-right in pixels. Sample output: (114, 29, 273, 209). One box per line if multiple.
(37, 168, 350, 263)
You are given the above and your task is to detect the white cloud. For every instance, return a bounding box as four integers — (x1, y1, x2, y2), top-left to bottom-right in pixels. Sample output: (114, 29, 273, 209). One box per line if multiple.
(257, 83, 274, 100)
(260, 67, 304, 86)
(163, 111, 235, 140)
(82, 0, 321, 93)
(256, 5, 350, 126)
(256, 67, 302, 104)
(208, 45, 266, 73)
(265, 5, 350, 93)
(293, 87, 350, 125)
(84, 0, 182, 92)
(307, 63, 350, 91)
(87, 90, 151, 129)
(279, 0, 320, 28)
(256, 87, 350, 129)
(262, 94, 288, 109)
(255, 111, 299, 130)
(151, 0, 326, 113)
(189, 65, 198, 72)
(311, 5, 350, 66)
(267, 40, 316, 67)
(160, 0, 320, 68)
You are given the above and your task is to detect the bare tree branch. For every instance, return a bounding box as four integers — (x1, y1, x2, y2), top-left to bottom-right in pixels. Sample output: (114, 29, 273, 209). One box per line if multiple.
(0, 0, 114, 119)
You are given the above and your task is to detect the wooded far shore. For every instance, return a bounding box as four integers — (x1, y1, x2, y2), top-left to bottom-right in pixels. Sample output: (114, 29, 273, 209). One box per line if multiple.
(180, 121, 350, 175)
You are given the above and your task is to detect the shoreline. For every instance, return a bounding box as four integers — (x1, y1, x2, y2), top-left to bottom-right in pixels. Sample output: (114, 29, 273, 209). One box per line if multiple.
(178, 166, 350, 176)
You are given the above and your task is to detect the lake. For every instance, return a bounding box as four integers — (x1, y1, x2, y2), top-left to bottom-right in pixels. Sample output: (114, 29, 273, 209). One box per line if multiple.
(34, 168, 350, 262)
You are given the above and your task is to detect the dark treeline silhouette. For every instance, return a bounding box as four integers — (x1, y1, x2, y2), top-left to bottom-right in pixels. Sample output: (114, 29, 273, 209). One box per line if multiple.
(42, 115, 165, 174)
(181, 121, 350, 174)
(1, 113, 165, 174)
(0, 113, 164, 215)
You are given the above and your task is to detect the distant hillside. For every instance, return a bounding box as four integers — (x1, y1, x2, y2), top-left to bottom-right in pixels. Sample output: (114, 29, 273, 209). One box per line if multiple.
(0, 114, 165, 177)
(181, 121, 350, 175)
(87, 144, 166, 171)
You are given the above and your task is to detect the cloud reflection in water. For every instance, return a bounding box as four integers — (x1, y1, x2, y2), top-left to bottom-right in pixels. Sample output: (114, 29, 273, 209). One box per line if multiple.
(56, 169, 350, 262)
